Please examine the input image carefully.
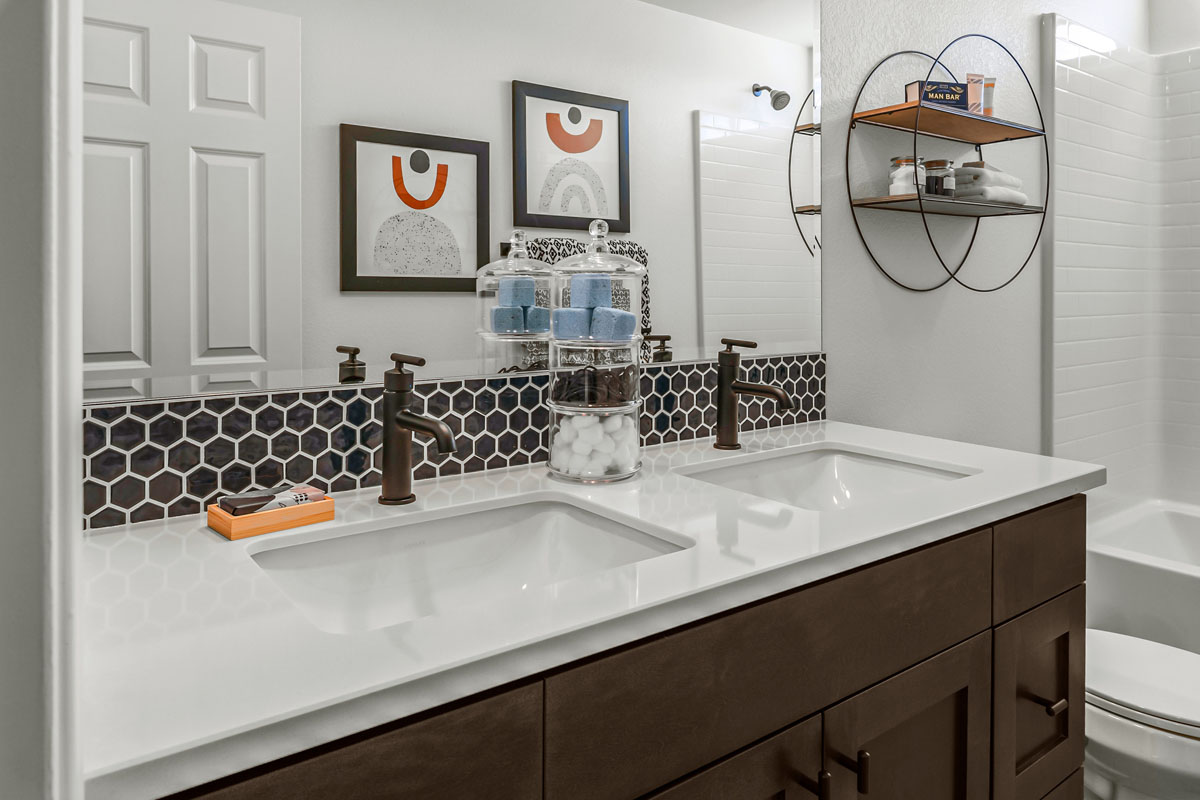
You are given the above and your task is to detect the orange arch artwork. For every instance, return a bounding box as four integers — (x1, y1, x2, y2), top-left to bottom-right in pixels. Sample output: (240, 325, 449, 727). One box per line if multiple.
(392, 155, 449, 210)
(546, 113, 603, 154)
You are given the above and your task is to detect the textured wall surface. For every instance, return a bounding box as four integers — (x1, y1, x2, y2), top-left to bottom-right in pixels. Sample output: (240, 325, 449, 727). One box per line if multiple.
(821, 0, 1150, 452)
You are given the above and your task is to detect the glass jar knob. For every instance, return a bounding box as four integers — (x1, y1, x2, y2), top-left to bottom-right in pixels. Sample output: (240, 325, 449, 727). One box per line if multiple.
(509, 229, 528, 260)
(587, 219, 610, 253)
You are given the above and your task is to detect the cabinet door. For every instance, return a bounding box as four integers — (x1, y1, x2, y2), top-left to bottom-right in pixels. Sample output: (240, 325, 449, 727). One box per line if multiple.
(824, 632, 992, 799)
(648, 714, 825, 800)
(185, 683, 542, 800)
(993, 587, 1085, 800)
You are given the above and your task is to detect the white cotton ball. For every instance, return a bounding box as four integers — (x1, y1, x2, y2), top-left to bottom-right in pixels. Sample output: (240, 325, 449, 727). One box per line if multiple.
(550, 445, 571, 471)
(602, 415, 623, 433)
(567, 452, 589, 475)
(556, 424, 577, 444)
(579, 424, 605, 445)
(571, 438, 593, 455)
(573, 414, 600, 428)
(589, 451, 614, 469)
(593, 435, 616, 454)
(582, 459, 608, 478)
(621, 415, 636, 431)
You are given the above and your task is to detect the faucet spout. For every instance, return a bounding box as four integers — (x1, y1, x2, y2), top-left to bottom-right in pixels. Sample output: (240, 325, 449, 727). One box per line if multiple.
(731, 380, 797, 411)
(395, 410, 458, 454)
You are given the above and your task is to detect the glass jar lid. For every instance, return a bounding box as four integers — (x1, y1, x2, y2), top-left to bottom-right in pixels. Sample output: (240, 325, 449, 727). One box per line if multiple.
(890, 156, 925, 166)
(479, 230, 552, 277)
(925, 159, 954, 169)
(553, 220, 645, 275)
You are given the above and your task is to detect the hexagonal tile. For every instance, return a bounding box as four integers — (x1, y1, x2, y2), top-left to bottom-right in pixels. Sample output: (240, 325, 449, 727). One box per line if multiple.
(254, 458, 283, 486)
(255, 405, 284, 435)
(186, 466, 218, 498)
(148, 472, 182, 505)
(84, 480, 106, 515)
(90, 507, 127, 528)
(167, 441, 201, 473)
(129, 502, 165, 524)
(344, 448, 371, 476)
(271, 431, 299, 460)
(285, 454, 314, 484)
(110, 475, 146, 509)
(91, 448, 127, 482)
(286, 404, 314, 432)
(110, 417, 147, 451)
(220, 464, 252, 493)
(237, 434, 269, 465)
(330, 424, 356, 451)
(203, 439, 235, 469)
(345, 398, 371, 427)
(83, 420, 106, 456)
(186, 411, 219, 443)
(130, 444, 165, 478)
(301, 428, 329, 455)
(220, 408, 252, 439)
(316, 400, 343, 429)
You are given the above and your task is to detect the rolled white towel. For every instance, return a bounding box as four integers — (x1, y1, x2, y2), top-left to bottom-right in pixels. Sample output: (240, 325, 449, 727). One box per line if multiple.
(954, 166, 1024, 190)
(955, 185, 1030, 206)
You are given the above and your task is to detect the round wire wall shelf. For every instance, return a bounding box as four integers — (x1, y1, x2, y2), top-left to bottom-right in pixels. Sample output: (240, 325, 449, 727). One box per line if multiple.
(845, 37, 1050, 293)
(789, 88, 820, 256)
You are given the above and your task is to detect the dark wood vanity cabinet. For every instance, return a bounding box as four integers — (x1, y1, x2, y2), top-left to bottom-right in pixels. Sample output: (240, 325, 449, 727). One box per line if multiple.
(180, 496, 1087, 800)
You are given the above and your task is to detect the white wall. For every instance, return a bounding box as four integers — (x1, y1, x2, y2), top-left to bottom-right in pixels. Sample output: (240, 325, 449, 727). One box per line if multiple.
(822, 0, 1150, 452)
(233, 0, 809, 370)
(1150, 0, 1200, 54)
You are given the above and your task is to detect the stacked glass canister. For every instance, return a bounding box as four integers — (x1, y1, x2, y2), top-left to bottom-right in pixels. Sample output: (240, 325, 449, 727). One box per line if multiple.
(476, 231, 553, 374)
(547, 220, 645, 482)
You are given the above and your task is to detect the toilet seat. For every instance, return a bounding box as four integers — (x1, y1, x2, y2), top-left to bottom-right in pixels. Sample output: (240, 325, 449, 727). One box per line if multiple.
(1086, 629, 1200, 739)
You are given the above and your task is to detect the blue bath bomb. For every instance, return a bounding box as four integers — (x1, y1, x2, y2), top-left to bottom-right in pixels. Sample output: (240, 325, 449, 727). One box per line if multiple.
(569, 273, 612, 309)
(524, 305, 550, 334)
(590, 307, 637, 341)
(552, 308, 592, 339)
(498, 276, 536, 308)
(491, 305, 525, 334)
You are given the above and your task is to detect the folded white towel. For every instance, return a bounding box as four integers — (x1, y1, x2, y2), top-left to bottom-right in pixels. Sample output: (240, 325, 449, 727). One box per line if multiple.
(955, 185, 1029, 205)
(954, 166, 1024, 190)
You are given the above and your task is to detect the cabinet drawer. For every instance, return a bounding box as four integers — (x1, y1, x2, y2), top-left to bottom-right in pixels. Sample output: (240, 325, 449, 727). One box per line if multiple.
(185, 683, 542, 800)
(544, 530, 992, 800)
(993, 495, 1085, 624)
(824, 631, 993, 800)
(993, 587, 1085, 800)
(1041, 769, 1083, 800)
(647, 714, 823, 800)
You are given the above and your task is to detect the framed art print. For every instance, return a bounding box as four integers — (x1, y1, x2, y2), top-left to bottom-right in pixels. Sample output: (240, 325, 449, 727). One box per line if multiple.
(340, 124, 488, 292)
(512, 81, 630, 233)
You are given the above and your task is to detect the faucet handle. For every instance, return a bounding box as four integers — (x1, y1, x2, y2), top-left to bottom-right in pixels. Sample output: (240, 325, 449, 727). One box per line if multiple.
(389, 352, 427, 369)
(720, 338, 758, 352)
(336, 345, 361, 357)
(337, 345, 367, 383)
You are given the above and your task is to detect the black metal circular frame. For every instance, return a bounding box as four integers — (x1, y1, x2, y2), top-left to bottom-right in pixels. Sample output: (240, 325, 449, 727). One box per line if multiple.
(846, 37, 1050, 293)
(788, 88, 819, 257)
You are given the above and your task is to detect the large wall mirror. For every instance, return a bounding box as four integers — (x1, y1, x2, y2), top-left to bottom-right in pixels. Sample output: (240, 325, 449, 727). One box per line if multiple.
(81, 0, 820, 401)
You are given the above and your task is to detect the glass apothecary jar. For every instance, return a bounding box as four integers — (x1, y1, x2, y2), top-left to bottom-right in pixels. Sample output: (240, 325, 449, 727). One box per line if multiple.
(476, 230, 552, 341)
(925, 159, 956, 197)
(550, 338, 642, 407)
(547, 403, 641, 482)
(550, 220, 646, 343)
(889, 155, 925, 196)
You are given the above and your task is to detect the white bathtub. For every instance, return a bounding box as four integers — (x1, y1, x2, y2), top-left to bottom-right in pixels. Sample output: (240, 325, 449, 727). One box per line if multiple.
(1088, 499, 1200, 657)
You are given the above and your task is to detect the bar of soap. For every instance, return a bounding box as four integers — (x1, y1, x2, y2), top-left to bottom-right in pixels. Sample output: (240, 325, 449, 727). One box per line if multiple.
(590, 307, 637, 340)
(552, 308, 592, 339)
(491, 305, 525, 334)
(569, 273, 612, 309)
(498, 275, 536, 308)
(524, 305, 550, 334)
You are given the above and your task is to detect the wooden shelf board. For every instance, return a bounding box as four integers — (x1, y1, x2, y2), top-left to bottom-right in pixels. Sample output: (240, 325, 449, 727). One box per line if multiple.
(794, 204, 821, 215)
(794, 123, 821, 136)
(852, 194, 1044, 217)
(852, 101, 1044, 145)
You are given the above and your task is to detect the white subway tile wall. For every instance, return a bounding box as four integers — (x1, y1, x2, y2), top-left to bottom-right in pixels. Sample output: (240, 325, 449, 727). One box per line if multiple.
(1053, 18, 1200, 503)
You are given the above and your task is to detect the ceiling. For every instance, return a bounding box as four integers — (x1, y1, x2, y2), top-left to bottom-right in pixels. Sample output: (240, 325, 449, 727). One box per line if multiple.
(637, 0, 815, 47)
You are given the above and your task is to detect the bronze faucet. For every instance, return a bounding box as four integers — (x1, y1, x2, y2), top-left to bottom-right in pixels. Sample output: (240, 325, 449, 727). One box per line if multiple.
(378, 353, 459, 505)
(714, 338, 796, 450)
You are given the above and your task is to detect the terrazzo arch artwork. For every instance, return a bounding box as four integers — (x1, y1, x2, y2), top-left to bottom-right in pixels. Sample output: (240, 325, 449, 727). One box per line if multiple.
(339, 124, 489, 292)
(513, 81, 631, 233)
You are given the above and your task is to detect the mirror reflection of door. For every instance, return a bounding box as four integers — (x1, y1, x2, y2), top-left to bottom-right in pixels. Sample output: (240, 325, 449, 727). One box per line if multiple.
(82, 0, 302, 401)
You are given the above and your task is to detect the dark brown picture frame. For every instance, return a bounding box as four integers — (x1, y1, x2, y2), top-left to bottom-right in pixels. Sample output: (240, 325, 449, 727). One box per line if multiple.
(339, 124, 489, 292)
(512, 81, 630, 233)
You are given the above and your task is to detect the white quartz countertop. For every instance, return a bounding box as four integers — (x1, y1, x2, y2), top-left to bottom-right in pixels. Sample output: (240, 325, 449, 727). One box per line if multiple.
(81, 421, 1105, 799)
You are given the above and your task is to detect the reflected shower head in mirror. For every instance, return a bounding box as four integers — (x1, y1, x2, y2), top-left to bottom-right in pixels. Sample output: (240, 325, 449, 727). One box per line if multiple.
(752, 83, 791, 110)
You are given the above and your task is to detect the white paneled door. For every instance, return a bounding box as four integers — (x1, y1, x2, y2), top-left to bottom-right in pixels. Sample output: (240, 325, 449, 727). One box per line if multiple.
(83, 0, 301, 400)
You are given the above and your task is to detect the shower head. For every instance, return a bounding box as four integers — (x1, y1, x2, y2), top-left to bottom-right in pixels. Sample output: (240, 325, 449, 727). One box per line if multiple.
(752, 83, 791, 111)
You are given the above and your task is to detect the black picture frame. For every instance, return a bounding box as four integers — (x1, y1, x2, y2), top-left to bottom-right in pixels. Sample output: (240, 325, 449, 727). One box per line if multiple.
(339, 123, 489, 292)
(512, 81, 630, 233)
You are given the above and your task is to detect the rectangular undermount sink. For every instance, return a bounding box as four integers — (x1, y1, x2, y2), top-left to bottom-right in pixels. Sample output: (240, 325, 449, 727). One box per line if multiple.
(680, 447, 973, 512)
(249, 500, 688, 634)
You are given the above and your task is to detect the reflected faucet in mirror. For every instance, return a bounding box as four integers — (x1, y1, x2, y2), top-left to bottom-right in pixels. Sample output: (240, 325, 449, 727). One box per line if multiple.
(715, 338, 796, 450)
(379, 353, 459, 505)
(336, 345, 366, 384)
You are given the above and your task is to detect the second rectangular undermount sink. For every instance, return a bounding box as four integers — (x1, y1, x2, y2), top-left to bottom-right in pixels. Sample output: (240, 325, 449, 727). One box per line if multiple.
(679, 447, 972, 512)
(249, 500, 688, 634)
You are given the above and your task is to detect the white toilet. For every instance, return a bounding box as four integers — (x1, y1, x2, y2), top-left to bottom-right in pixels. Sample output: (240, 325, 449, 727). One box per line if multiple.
(1084, 629, 1200, 800)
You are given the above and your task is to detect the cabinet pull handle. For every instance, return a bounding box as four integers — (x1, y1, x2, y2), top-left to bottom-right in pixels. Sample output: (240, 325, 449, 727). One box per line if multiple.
(837, 750, 870, 793)
(1040, 697, 1069, 717)
(795, 768, 833, 800)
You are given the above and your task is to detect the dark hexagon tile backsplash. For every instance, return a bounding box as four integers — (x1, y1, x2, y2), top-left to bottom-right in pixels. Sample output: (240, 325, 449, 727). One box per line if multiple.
(82, 353, 825, 530)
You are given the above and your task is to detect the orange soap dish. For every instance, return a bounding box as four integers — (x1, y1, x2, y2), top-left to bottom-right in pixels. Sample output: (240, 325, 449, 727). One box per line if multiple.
(206, 497, 335, 541)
